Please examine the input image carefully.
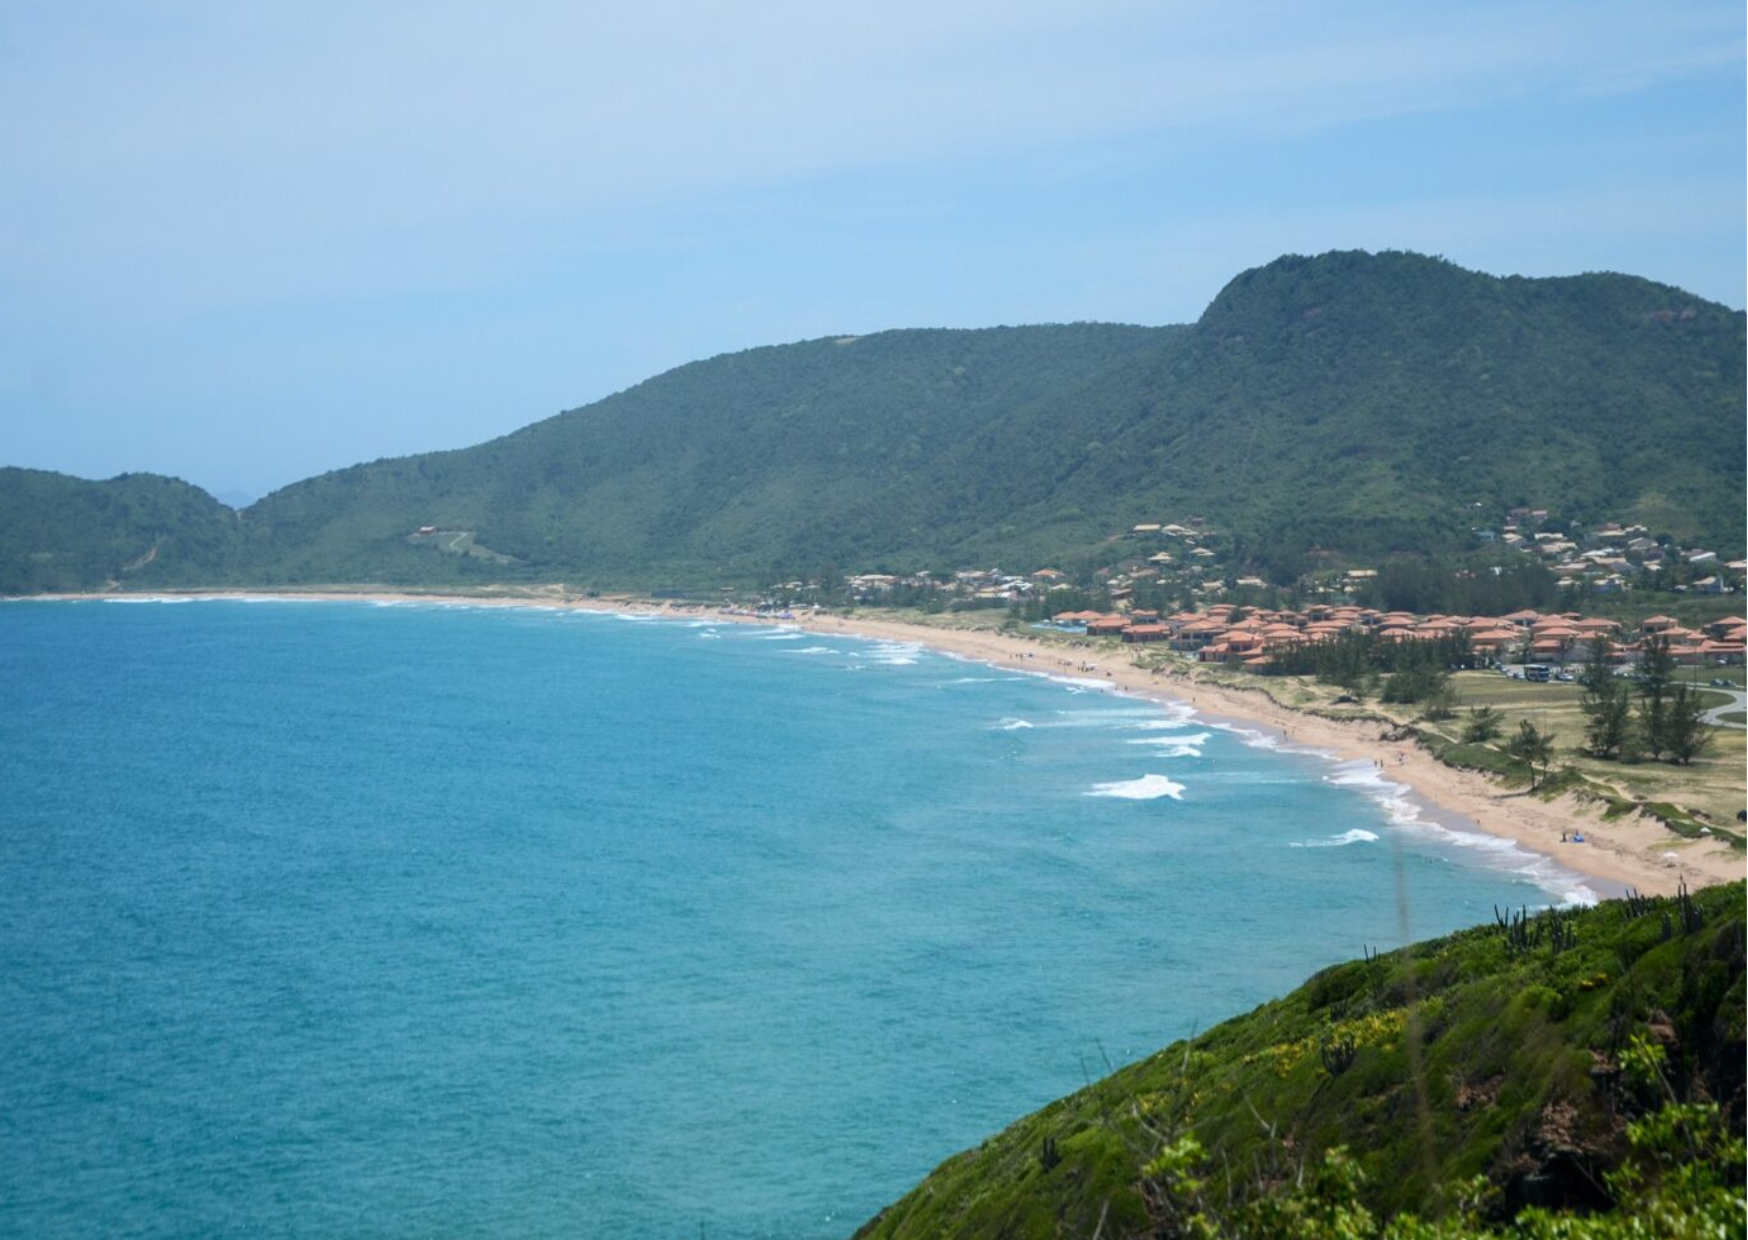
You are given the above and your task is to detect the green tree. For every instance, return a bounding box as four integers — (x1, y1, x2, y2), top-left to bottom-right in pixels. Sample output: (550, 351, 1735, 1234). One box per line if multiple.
(1420, 681, 1459, 721)
(1660, 682, 1713, 766)
(1461, 705, 1504, 744)
(1316, 631, 1377, 701)
(1634, 635, 1676, 760)
(1577, 638, 1630, 759)
(1504, 720, 1556, 789)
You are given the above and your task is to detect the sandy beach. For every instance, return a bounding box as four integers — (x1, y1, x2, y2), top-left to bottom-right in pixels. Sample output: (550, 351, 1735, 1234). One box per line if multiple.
(31, 588, 1745, 898)
(769, 610, 1743, 900)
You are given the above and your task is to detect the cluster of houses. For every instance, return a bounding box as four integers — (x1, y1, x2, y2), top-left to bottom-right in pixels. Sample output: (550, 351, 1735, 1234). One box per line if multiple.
(1114, 509, 1744, 601)
(1050, 604, 1748, 672)
(1471, 510, 1743, 596)
(814, 501, 1744, 615)
(839, 569, 1057, 604)
(785, 503, 1744, 624)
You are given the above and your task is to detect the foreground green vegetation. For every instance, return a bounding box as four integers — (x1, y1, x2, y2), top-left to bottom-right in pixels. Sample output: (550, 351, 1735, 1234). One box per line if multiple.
(857, 883, 1745, 1239)
(3, 251, 1742, 594)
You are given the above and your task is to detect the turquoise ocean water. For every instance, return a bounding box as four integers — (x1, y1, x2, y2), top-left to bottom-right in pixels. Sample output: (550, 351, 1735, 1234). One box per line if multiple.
(0, 599, 1594, 1238)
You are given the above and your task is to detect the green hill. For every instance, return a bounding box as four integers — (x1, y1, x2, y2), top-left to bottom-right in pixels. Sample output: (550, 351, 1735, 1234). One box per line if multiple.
(1017, 252, 1745, 578)
(0, 468, 241, 593)
(856, 883, 1745, 1238)
(237, 322, 1171, 588)
(3, 251, 1742, 593)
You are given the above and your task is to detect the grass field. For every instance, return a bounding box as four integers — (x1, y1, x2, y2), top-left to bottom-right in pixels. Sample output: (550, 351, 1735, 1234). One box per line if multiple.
(1438, 670, 1746, 829)
(1179, 656, 1745, 837)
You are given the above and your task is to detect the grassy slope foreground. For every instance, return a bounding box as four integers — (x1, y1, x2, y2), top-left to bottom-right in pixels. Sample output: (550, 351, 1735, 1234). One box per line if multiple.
(3, 250, 1742, 594)
(857, 883, 1745, 1239)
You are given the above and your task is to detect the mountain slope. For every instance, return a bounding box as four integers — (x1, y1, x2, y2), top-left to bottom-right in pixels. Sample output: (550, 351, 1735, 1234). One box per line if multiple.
(239, 251, 1744, 588)
(4, 251, 1742, 593)
(238, 323, 1170, 586)
(927, 251, 1742, 576)
(856, 883, 1745, 1238)
(0, 468, 240, 593)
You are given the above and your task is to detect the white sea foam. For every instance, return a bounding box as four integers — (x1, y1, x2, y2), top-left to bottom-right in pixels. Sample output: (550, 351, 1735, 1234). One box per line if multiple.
(1321, 761, 1431, 831)
(1087, 774, 1184, 800)
(1131, 743, 1201, 759)
(1044, 674, 1116, 692)
(1317, 760, 1600, 906)
(866, 642, 922, 666)
(1129, 730, 1212, 746)
(996, 718, 1034, 731)
(697, 630, 721, 640)
(104, 595, 194, 604)
(784, 646, 840, 655)
(1082, 705, 1183, 720)
(761, 632, 806, 641)
(1047, 707, 1165, 729)
(1409, 822, 1599, 907)
(1126, 731, 1213, 758)
(1217, 721, 1332, 759)
(1291, 829, 1380, 849)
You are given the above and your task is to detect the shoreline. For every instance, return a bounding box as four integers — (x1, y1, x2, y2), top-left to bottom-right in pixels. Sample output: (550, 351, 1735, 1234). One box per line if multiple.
(19, 587, 1743, 898)
(782, 610, 1741, 901)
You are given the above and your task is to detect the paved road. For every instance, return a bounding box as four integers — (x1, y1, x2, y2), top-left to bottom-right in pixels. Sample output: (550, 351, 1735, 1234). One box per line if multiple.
(1608, 666, 1744, 729)
(1699, 686, 1746, 729)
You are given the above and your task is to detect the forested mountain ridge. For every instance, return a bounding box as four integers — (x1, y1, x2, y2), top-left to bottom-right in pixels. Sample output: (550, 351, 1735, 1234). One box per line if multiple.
(0, 468, 242, 593)
(3, 251, 1742, 593)
(237, 322, 1172, 586)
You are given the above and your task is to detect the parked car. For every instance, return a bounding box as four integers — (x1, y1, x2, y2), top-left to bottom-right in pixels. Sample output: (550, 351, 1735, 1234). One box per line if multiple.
(1711, 678, 1732, 687)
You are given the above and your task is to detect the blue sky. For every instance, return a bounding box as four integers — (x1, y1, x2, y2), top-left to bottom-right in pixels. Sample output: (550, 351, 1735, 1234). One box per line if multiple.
(2, 1, 1743, 501)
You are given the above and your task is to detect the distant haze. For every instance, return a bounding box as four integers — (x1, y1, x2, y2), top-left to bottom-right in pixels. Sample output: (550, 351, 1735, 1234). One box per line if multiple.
(1, 1, 1742, 499)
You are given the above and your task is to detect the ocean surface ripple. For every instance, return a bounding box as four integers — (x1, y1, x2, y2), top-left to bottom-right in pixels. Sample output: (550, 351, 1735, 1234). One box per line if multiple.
(0, 600, 1585, 1239)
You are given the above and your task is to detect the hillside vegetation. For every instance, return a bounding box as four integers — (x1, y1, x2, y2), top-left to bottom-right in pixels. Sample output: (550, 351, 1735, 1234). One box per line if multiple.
(0, 468, 242, 593)
(3, 251, 1742, 593)
(856, 883, 1745, 1238)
